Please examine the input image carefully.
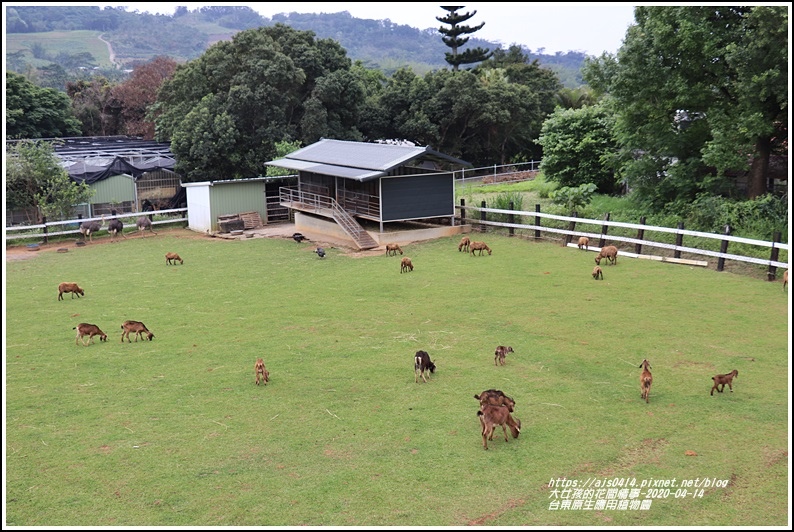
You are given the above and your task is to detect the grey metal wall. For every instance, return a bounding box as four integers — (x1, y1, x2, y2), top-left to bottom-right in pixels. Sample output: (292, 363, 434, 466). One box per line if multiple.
(380, 173, 453, 221)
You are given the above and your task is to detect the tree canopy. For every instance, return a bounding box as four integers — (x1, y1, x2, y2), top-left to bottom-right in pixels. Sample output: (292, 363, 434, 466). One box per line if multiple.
(584, 5, 788, 208)
(437, 6, 492, 70)
(6, 72, 82, 139)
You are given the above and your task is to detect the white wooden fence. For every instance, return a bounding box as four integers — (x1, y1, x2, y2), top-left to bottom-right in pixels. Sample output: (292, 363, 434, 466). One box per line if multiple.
(456, 204, 789, 279)
(5, 208, 188, 242)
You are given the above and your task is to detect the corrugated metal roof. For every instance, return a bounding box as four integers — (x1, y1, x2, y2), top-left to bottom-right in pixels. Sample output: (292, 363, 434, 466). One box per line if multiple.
(265, 139, 470, 181)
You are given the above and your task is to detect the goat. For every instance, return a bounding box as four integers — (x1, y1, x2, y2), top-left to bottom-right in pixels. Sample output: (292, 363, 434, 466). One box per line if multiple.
(74, 323, 107, 346)
(478, 404, 521, 450)
(136, 216, 157, 237)
(783, 270, 788, 290)
(414, 350, 436, 383)
(458, 236, 471, 253)
(639, 359, 653, 403)
(592, 266, 603, 280)
(469, 241, 492, 256)
(165, 252, 184, 265)
(494, 345, 514, 366)
(121, 320, 155, 342)
(710, 369, 738, 396)
(385, 243, 403, 256)
(58, 282, 85, 300)
(474, 389, 516, 412)
(595, 245, 618, 266)
(107, 218, 126, 242)
(79, 215, 105, 242)
(255, 358, 270, 385)
(400, 257, 414, 273)
(578, 236, 589, 250)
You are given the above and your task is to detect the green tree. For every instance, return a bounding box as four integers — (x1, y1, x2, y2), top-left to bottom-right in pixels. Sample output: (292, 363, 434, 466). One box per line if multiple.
(584, 6, 788, 207)
(266, 140, 303, 177)
(153, 24, 362, 181)
(537, 103, 620, 194)
(5, 72, 82, 138)
(437, 6, 492, 71)
(66, 76, 122, 136)
(6, 140, 93, 220)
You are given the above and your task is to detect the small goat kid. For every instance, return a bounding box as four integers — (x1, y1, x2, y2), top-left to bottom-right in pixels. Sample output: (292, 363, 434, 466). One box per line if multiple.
(385, 243, 403, 256)
(578, 236, 589, 250)
(639, 359, 653, 403)
(121, 320, 155, 342)
(469, 241, 492, 256)
(458, 236, 471, 253)
(255, 358, 270, 385)
(592, 266, 604, 280)
(400, 257, 414, 273)
(165, 252, 184, 265)
(74, 323, 107, 346)
(414, 350, 436, 383)
(494, 345, 514, 366)
(58, 282, 85, 300)
(478, 404, 521, 450)
(783, 269, 788, 290)
(595, 245, 618, 266)
(710, 369, 738, 396)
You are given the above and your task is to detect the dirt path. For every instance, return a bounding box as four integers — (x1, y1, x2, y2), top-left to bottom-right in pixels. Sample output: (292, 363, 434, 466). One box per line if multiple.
(98, 33, 119, 69)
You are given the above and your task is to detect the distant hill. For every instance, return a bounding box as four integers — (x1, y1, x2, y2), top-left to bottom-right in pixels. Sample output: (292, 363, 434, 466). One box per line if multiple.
(5, 5, 589, 87)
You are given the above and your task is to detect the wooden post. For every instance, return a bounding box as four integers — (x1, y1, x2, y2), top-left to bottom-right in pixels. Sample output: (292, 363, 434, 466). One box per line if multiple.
(459, 198, 466, 225)
(717, 224, 731, 272)
(480, 200, 487, 233)
(674, 222, 685, 259)
(598, 213, 611, 248)
(534, 204, 541, 240)
(42, 215, 49, 244)
(565, 211, 577, 246)
(767, 231, 781, 281)
(508, 201, 514, 237)
(635, 216, 646, 255)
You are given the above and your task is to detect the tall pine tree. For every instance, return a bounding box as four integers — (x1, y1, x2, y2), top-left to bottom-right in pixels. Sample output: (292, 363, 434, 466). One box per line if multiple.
(437, 6, 492, 70)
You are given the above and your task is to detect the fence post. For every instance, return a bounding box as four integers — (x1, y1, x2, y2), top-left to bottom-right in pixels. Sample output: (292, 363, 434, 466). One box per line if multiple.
(480, 200, 487, 233)
(717, 224, 731, 272)
(674, 222, 685, 259)
(460, 199, 466, 226)
(534, 204, 542, 240)
(635, 216, 646, 255)
(508, 201, 515, 237)
(565, 211, 577, 246)
(41, 216, 49, 243)
(598, 213, 611, 248)
(767, 231, 781, 281)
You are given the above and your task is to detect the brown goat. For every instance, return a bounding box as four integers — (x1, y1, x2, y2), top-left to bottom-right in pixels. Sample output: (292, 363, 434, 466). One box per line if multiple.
(783, 270, 788, 290)
(710, 369, 738, 396)
(121, 320, 155, 342)
(592, 266, 603, 280)
(639, 359, 653, 403)
(74, 323, 107, 346)
(136, 216, 157, 237)
(595, 245, 618, 266)
(469, 241, 492, 256)
(165, 252, 184, 265)
(58, 282, 85, 300)
(255, 358, 270, 385)
(414, 350, 436, 383)
(400, 257, 414, 273)
(494, 345, 514, 366)
(458, 236, 471, 253)
(385, 243, 403, 256)
(578, 236, 589, 250)
(478, 404, 521, 450)
(474, 389, 516, 412)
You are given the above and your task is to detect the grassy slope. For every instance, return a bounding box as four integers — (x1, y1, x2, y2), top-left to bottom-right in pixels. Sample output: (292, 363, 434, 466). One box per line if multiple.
(4, 229, 789, 526)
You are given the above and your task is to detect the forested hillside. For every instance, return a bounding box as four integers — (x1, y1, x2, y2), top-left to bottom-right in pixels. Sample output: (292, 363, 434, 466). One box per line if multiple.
(5, 5, 588, 87)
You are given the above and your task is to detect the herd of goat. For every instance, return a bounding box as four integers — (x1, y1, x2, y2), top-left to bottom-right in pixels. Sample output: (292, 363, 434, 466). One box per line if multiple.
(56, 225, 772, 450)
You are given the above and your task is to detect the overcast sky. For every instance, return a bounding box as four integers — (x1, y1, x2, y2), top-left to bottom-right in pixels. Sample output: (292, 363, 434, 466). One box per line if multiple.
(83, 2, 638, 56)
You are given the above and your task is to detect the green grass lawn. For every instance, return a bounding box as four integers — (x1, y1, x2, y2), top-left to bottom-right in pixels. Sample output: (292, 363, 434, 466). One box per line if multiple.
(4, 229, 789, 526)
